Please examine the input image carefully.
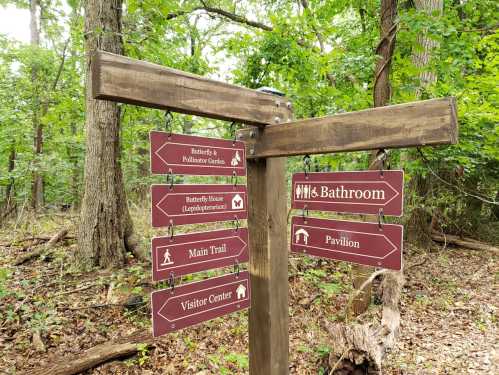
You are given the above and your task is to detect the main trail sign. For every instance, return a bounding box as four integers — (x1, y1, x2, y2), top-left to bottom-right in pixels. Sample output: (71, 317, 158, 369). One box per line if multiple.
(292, 170, 404, 216)
(151, 184, 248, 227)
(290, 216, 403, 270)
(151, 271, 250, 337)
(150, 131, 246, 176)
(152, 228, 249, 281)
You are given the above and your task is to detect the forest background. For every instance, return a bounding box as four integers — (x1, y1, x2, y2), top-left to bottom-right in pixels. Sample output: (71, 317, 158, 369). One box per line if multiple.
(0, 0, 497, 374)
(0, 0, 497, 246)
(0, 0, 497, 243)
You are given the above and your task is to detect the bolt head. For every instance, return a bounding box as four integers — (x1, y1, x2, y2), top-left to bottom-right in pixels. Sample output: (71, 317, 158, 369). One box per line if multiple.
(276, 101, 281, 107)
(274, 116, 280, 123)
(249, 130, 255, 138)
(250, 148, 255, 155)
(286, 102, 292, 109)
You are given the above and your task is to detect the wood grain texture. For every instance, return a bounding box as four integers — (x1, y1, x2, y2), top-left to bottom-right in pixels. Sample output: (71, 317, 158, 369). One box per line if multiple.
(247, 156, 289, 374)
(238, 98, 458, 158)
(91, 51, 293, 126)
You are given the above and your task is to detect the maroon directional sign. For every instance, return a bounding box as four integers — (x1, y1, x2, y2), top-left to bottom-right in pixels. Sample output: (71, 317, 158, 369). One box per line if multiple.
(150, 131, 247, 176)
(152, 228, 249, 281)
(151, 184, 248, 227)
(292, 170, 404, 216)
(290, 216, 402, 270)
(151, 271, 250, 337)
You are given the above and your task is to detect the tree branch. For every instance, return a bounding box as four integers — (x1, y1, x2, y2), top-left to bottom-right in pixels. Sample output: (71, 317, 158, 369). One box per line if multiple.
(199, 1, 273, 31)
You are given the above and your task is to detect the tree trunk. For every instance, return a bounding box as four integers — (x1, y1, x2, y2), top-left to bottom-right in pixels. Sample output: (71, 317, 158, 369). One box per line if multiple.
(77, 0, 138, 268)
(5, 144, 16, 210)
(30, 0, 44, 211)
(413, 0, 444, 97)
(352, 0, 398, 316)
(406, 0, 444, 246)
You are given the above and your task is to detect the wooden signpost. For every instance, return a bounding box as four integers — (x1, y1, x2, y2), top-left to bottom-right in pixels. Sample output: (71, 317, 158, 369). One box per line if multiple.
(92, 51, 458, 375)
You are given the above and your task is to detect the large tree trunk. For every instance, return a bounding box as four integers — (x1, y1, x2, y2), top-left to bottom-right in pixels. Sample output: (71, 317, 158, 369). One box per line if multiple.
(77, 0, 138, 268)
(406, 0, 444, 247)
(30, 0, 44, 211)
(352, 0, 398, 316)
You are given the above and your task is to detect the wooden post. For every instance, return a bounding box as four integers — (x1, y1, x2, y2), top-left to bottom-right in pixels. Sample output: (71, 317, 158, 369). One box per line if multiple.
(247, 148, 289, 374)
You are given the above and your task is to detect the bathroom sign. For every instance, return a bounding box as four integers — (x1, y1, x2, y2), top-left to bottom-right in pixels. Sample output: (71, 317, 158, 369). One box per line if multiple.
(292, 170, 404, 216)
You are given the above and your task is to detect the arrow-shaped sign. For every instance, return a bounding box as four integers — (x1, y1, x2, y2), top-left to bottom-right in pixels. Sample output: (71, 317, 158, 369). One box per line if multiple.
(150, 131, 247, 176)
(151, 184, 248, 227)
(151, 271, 250, 337)
(152, 228, 249, 280)
(292, 170, 404, 216)
(290, 216, 402, 270)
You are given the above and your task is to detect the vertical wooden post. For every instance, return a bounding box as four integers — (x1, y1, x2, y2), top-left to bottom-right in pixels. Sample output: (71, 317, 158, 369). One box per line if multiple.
(247, 154, 289, 375)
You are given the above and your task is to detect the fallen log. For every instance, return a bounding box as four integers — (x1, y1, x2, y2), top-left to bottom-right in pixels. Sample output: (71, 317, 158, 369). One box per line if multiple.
(431, 232, 499, 254)
(14, 229, 69, 265)
(326, 269, 405, 374)
(30, 330, 152, 375)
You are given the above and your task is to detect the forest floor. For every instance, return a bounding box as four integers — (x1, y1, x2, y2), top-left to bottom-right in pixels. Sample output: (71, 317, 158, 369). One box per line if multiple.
(0, 211, 497, 375)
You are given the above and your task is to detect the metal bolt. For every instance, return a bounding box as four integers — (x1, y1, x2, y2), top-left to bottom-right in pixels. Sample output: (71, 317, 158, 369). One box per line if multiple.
(275, 116, 280, 124)
(286, 102, 292, 109)
(276, 101, 281, 107)
(250, 148, 255, 155)
(249, 130, 256, 138)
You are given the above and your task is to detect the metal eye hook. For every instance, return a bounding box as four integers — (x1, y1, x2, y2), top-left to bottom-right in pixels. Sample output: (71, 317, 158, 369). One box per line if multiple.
(378, 209, 385, 231)
(168, 222, 175, 240)
(167, 169, 174, 189)
(301, 205, 309, 221)
(375, 149, 387, 177)
(303, 154, 311, 178)
(168, 272, 175, 294)
(229, 121, 238, 144)
(233, 216, 240, 232)
(164, 111, 174, 138)
(232, 170, 238, 187)
(234, 259, 240, 277)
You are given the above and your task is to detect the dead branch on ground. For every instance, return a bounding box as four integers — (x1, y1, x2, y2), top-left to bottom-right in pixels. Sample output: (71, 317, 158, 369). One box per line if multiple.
(13, 229, 70, 265)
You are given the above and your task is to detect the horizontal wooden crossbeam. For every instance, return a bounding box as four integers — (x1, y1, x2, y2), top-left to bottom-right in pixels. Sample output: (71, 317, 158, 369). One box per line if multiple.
(91, 51, 293, 126)
(237, 98, 458, 158)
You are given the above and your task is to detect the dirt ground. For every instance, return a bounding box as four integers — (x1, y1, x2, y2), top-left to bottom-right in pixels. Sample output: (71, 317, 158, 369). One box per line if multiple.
(0, 213, 497, 374)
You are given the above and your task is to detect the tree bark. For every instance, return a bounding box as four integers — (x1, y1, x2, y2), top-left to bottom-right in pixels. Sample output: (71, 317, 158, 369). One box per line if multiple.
(412, 0, 444, 97)
(406, 0, 444, 246)
(30, 0, 44, 211)
(4, 144, 16, 210)
(352, 0, 398, 316)
(77, 0, 138, 268)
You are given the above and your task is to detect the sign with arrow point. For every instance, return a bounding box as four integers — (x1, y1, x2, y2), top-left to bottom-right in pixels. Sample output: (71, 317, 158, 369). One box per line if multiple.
(290, 216, 402, 270)
(151, 271, 250, 337)
(292, 170, 404, 216)
(150, 131, 246, 176)
(152, 228, 249, 280)
(151, 184, 248, 227)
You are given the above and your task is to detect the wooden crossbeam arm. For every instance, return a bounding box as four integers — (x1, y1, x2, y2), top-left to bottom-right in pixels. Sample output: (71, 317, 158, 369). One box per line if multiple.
(91, 51, 293, 126)
(237, 97, 458, 158)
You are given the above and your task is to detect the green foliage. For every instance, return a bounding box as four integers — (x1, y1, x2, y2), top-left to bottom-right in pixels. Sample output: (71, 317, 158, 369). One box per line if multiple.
(0, 0, 496, 238)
